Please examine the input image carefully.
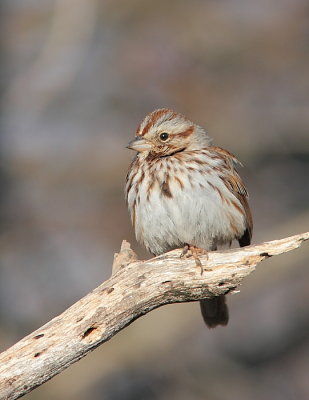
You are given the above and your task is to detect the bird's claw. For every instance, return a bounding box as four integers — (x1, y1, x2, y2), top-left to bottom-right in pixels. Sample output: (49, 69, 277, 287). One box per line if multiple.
(181, 244, 209, 275)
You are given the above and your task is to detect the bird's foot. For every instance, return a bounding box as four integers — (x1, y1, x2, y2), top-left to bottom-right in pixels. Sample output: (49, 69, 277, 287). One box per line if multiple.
(181, 244, 209, 275)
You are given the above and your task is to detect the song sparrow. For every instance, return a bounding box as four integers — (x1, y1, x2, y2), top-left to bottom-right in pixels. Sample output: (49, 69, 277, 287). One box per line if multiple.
(125, 109, 252, 328)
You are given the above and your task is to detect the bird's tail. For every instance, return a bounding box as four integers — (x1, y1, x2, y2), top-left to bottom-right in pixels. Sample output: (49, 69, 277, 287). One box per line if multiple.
(200, 295, 229, 328)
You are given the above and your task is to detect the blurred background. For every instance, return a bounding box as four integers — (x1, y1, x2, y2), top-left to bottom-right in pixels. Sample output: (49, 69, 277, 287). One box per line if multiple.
(0, 0, 308, 399)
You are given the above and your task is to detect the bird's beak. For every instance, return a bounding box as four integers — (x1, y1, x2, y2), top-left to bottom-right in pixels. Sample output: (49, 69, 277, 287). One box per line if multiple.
(126, 137, 152, 152)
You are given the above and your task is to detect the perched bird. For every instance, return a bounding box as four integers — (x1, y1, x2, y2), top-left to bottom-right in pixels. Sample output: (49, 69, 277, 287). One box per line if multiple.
(125, 109, 252, 327)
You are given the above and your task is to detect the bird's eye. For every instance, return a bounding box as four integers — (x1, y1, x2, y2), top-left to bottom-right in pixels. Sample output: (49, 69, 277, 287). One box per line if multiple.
(159, 132, 169, 141)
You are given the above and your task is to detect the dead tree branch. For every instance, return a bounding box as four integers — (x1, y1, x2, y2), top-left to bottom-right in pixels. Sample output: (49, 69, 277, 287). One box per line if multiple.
(0, 232, 308, 400)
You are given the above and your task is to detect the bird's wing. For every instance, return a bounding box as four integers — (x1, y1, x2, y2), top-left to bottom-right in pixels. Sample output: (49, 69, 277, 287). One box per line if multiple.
(210, 146, 253, 245)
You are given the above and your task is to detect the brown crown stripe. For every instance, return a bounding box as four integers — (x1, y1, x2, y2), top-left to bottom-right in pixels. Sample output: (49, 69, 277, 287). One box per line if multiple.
(135, 122, 142, 136)
(140, 109, 167, 136)
(139, 109, 180, 136)
(140, 120, 153, 136)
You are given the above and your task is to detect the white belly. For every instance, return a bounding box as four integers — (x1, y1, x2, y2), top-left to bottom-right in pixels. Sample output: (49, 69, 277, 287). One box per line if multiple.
(130, 166, 246, 255)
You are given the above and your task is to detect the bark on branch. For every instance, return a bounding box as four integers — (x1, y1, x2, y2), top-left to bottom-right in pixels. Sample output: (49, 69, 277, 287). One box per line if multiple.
(0, 232, 308, 400)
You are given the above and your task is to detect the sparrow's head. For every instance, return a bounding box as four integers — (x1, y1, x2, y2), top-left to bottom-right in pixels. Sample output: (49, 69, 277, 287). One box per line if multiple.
(127, 108, 211, 156)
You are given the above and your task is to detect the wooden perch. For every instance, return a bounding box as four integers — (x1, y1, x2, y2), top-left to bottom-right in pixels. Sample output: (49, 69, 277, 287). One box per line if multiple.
(0, 232, 308, 400)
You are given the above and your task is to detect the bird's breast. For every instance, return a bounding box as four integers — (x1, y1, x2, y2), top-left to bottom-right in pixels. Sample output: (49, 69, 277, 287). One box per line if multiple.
(127, 157, 246, 255)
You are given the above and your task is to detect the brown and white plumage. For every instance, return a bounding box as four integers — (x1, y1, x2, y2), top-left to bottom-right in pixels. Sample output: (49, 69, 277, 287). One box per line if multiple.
(126, 109, 252, 328)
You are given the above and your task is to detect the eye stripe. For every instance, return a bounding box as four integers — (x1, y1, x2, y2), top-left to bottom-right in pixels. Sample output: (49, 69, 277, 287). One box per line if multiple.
(173, 126, 194, 138)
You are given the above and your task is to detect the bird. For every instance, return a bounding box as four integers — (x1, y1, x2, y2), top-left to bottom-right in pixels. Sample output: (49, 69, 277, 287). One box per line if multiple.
(125, 108, 252, 327)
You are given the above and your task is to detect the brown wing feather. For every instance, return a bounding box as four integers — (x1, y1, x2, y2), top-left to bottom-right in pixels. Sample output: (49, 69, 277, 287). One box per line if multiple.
(209, 146, 253, 245)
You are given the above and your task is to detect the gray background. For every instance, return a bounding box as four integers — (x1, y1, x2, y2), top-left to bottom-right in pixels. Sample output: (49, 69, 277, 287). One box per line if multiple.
(0, 1, 308, 399)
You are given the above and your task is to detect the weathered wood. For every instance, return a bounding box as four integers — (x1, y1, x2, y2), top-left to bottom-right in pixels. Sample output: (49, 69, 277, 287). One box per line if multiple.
(0, 232, 308, 400)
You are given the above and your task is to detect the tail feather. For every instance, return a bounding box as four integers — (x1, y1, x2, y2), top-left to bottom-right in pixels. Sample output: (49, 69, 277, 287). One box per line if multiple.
(200, 227, 251, 328)
(200, 296, 229, 328)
